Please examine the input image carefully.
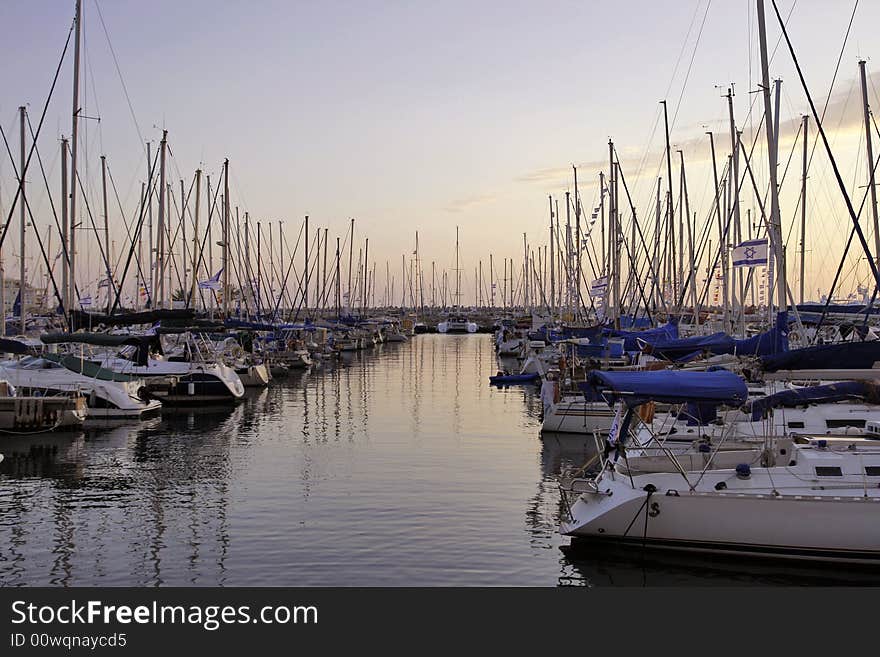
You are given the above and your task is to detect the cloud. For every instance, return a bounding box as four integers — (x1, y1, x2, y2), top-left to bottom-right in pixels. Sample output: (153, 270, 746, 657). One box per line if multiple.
(444, 193, 496, 213)
(515, 69, 880, 190)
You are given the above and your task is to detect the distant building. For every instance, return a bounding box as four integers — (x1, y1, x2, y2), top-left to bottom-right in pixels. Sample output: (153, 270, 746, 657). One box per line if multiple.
(1, 278, 40, 315)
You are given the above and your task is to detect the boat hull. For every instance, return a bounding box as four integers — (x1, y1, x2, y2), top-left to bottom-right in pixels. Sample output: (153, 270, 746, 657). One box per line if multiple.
(562, 476, 880, 564)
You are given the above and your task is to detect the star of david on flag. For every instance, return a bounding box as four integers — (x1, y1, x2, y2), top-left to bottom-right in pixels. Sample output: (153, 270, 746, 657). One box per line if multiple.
(732, 239, 768, 268)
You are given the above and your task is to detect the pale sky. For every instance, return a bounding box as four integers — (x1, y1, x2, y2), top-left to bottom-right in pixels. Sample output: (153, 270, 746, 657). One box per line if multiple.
(2, 0, 880, 307)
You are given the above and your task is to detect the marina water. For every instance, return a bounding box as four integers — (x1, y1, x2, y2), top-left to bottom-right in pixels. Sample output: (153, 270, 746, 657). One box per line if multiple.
(1, 335, 877, 586)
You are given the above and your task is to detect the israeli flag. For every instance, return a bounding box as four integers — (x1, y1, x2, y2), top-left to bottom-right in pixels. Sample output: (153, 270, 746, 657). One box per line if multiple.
(199, 269, 223, 290)
(79, 295, 93, 308)
(732, 239, 768, 267)
(606, 402, 624, 447)
(590, 276, 608, 297)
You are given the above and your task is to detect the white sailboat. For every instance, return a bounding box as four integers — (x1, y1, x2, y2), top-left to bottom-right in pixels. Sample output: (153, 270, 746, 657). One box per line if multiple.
(559, 370, 880, 563)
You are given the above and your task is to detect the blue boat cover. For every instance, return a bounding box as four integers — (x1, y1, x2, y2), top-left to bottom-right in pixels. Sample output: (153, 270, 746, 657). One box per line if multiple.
(0, 337, 31, 354)
(794, 303, 880, 316)
(761, 339, 880, 371)
(604, 320, 679, 351)
(581, 369, 748, 407)
(745, 381, 880, 421)
(640, 312, 788, 361)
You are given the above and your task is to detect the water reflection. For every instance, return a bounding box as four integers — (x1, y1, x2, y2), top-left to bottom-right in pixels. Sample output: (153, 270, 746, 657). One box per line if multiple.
(1, 334, 869, 586)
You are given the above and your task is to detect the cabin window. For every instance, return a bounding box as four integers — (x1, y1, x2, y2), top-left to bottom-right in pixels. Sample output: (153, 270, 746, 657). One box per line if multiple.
(865, 466, 880, 477)
(825, 419, 866, 429)
(787, 421, 805, 429)
(815, 466, 842, 477)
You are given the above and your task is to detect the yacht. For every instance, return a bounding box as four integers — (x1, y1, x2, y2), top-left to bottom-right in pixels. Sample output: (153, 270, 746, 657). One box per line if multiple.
(437, 316, 478, 334)
(0, 354, 161, 419)
(559, 369, 880, 563)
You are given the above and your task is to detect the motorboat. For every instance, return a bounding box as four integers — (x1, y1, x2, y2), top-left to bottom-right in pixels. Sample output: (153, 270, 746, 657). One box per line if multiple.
(0, 354, 161, 419)
(437, 316, 478, 334)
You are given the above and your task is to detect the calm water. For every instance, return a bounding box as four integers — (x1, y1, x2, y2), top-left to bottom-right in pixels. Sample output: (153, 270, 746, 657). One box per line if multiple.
(1, 334, 877, 586)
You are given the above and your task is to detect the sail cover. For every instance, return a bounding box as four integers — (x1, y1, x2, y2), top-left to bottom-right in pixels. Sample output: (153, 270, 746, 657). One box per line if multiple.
(581, 369, 748, 407)
(745, 381, 880, 421)
(640, 312, 788, 361)
(761, 340, 880, 371)
(604, 320, 679, 351)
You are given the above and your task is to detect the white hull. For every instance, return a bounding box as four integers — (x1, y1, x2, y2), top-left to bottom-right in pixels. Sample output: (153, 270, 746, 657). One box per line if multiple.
(561, 443, 880, 563)
(542, 397, 615, 435)
(437, 321, 478, 334)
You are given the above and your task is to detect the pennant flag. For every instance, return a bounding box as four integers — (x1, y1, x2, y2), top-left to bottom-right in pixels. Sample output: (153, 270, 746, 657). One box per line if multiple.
(732, 239, 768, 267)
(199, 269, 223, 291)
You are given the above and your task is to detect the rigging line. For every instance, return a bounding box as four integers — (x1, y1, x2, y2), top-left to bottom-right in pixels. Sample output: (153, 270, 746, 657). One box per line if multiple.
(93, 0, 144, 146)
(798, 0, 859, 201)
(106, 166, 148, 287)
(770, 0, 880, 296)
(24, 116, 64, 264)
(0, 18, 73, 255)
(662, 0, 703, 102)
(0, 126, 69, 327)
(110, 146, 159, 312)
(670, 0, 711, 130)
(810, 151, 880, 337)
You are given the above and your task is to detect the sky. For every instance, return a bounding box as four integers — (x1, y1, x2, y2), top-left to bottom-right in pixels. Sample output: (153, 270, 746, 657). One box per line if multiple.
(1, 0, 880, 308)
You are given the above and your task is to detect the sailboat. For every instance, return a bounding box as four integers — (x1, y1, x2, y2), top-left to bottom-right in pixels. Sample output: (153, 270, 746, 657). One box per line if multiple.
(559, 369, 880, 563)
(437, 226, 478, 334)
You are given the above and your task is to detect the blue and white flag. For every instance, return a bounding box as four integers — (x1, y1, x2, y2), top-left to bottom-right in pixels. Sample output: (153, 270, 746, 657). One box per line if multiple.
(199, 269, 223, 291)
(79, 295, 93, 308)
(97, 277, 111, 289)
(732, 239, 768, 267)
(606, 402, 624, 447)
(589, 276, 608, 297)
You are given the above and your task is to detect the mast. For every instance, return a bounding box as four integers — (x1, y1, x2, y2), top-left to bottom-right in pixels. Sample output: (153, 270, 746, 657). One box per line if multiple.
(69, 0, 82, 325)
(725, 87, 743, 330)
(157, 131, 167, 308)
(191, 170, 201, 307)
(599, 172, 606, 277)
(573, 165, 582, 321)
(222, 158, 229, 316)
(279, 220, 285, 314)
(707, 130, 728, 331)
(363, 237, 368, 311)
(799, 115, 808, 304)
(304, 214, 309, 313)
(206, 174, 213, 313)
(180, 179, 186, 301)
(18, 106, 26, 327)
(490, 253, 494, 308)
(521, 232, 527, 311)
(456, 225, 461, 307)
(661, 100, 675, 312)
(59, 138, 69, 320)
(322, 228, 328, 312)
(859, 60, 880, 273)
(564, 191, 571, 315)
(347, 218, 354, 311)
(147, 142, 154, 305)
(679, 151, 698, 326)
(101, 155, 111, 314)
(608, 139, 620, 326)
(335, 236, 341, 317)
(757, 0, 786, 315)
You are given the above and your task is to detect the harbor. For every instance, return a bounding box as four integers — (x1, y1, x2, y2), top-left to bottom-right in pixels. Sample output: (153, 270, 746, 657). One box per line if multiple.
(3, 0, 880, 588)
